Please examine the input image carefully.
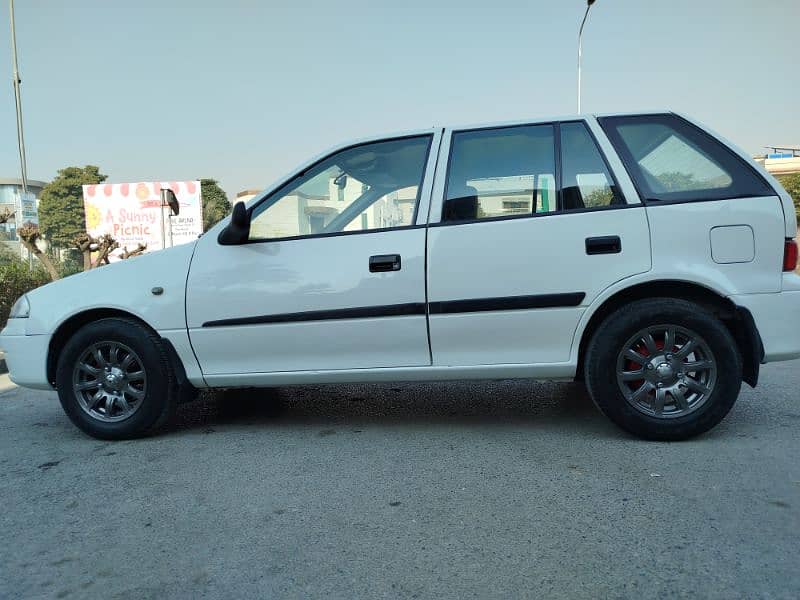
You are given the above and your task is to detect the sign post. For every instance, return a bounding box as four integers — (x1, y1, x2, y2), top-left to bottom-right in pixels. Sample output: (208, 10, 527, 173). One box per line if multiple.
(15, 190, 37, 266)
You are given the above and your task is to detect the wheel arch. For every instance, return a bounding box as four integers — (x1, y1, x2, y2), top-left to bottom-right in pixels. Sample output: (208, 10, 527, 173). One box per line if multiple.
(46, 308, 191, 392)
(575, 280, 763, 387)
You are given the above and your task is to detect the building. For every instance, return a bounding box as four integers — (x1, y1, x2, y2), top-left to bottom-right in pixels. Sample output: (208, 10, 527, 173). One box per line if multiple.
(0, 177, 46, 258)
(236, 189, 262, 205)
(753, 146, 800, 176)
(245, 174, 419, 240)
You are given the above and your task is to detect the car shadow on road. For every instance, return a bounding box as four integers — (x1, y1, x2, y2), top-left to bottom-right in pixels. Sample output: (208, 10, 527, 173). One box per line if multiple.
(172, 379, 624, 438)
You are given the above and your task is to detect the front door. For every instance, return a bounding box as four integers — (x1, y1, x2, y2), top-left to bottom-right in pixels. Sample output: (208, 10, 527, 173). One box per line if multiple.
(186, 133, 438, 376)
(425, 119, 651, 366)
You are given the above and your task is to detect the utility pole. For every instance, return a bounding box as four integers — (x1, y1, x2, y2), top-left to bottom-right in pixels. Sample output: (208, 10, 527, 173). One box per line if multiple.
(577, 0, 597, 114)
(9, 0, 33, 268)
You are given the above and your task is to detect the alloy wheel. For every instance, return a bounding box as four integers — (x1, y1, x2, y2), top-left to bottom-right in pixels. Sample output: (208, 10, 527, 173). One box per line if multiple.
(615, 324, 717, 419)
(71, 341, 147, 422)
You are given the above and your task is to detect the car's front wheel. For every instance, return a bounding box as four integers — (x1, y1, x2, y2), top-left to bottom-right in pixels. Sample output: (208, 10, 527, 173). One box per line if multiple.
(584, 298, 742, 440)
(56, 317, 177, 439)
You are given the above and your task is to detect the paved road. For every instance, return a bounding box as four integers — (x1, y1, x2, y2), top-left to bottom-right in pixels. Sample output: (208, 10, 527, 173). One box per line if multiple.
(1, 362, 799, 599)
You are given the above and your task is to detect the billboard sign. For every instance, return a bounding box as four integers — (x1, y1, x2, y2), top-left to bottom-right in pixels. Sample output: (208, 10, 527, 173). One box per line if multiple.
(18, 192, 38, 224)
(82, 181, 202, 260)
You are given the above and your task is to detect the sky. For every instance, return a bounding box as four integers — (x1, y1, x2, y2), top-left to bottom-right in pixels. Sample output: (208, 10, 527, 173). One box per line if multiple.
(1, 0, 798, 199)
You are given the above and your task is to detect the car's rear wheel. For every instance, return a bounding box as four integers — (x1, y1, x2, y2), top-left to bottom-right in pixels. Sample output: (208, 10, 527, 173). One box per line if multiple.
(56, 318, 177, 439)
(585, 298, 742, 440)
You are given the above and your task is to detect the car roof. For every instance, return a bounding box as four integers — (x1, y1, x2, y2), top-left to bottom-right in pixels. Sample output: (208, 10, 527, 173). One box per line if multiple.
(330, 110, 675, 147)
(441, 109, 673, 133)
(245, 110, 675, 208)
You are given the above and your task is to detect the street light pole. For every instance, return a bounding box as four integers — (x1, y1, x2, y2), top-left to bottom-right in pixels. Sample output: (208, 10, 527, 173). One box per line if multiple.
(9, 0, 29, 196)
(577, 0, 596, 114)
(9, 0, 33, 269)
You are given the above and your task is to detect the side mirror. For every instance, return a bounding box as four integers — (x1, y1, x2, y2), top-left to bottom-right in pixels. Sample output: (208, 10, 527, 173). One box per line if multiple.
(218, 201, 251, 245)
(160, 188, 180, 216)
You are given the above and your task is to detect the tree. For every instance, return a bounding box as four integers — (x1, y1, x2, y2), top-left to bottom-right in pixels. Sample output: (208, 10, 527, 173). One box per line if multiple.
(200, 178, 232, 231)
(17, 224, 61, 280)
(120, 242, 147, 260)
(74, 233, 119, 270)
(0, 209, 59, 280)
(38, 165, 106, 249)
(653, 171, 698, 192)
(583, 188, 614, 208)
(776, 174, 800, 220)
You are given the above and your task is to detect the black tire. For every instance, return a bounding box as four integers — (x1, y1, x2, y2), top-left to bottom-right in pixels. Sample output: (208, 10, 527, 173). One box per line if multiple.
(56, 317, 177, 440)
(584, 298, 742, 441)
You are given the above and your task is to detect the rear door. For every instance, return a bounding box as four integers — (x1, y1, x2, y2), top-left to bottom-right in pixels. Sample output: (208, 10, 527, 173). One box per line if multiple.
(426, 119, 651, 366)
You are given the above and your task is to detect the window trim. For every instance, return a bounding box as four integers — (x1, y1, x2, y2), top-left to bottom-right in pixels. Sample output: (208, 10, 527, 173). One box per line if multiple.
(439, 119, 630, 226)
(559, 119, 628, 210)
(597, 112, 775, 206)
(554, 122, 564, 212)
(442, 121, 557, 224)
(428, 202, 642, 228)
(239, 134, 434, 244)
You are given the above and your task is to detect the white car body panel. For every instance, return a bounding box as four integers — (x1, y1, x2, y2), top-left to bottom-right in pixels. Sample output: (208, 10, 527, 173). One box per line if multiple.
(2, 110, 799, 395)
(646, 197, 786, 295)
(426, 208, 651, 365)
(186, 228, 431, 375)
(24, 243, 196, 335)
(1, 243, 203, 388)
(0, 318, 51, 389)
(185, 131, 442, 376)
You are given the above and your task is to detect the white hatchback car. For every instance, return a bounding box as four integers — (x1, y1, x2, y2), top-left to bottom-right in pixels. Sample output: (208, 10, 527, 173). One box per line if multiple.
(2, 111, 799, 440)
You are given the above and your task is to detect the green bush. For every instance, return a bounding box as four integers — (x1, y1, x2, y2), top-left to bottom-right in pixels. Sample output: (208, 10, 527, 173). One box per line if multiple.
(57, 250, 83, 278)
(775, 174, 800, 221)
(0, 260, 51, 327)
(0, 244, 20, 267)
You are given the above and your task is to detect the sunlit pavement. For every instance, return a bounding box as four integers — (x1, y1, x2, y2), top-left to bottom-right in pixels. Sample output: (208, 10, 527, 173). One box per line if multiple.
(1, 362, 798, 599)
(0, 374, 14, 394)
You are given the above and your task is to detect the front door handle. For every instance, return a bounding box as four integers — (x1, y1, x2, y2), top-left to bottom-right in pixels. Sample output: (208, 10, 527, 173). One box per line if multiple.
(369, 254, 401, 272)
(586, 236, 621, 255)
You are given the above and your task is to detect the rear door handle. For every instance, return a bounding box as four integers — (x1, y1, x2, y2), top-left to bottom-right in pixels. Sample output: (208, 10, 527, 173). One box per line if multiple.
(369, 254, 401, 272)
(586, 236, 621, 255)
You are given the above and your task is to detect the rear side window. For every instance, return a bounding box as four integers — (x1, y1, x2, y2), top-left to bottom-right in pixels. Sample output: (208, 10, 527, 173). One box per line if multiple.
(599, 114, 772, 203)
(443, 125, 556, 222)
(560, 121, 624, 210)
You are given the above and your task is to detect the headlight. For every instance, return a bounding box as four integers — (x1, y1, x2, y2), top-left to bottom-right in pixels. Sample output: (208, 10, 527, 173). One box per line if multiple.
(9, 294, 30, 318)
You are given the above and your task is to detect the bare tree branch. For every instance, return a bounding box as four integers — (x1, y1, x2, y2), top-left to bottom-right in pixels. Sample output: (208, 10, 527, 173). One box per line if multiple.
(0, 207, 14, 225)
(17, 223, 60, 281)
(120, 243, 147, 259)
(73, 232, 120, 269)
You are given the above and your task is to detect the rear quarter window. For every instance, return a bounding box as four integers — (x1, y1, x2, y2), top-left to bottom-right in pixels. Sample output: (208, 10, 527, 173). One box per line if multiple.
(598, 114, 773, 203)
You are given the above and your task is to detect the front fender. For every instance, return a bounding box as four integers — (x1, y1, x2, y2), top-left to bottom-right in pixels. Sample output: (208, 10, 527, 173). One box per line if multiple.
(24, 242, 196, 336)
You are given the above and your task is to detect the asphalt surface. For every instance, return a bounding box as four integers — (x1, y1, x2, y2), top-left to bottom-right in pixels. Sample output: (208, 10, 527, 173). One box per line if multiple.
(1, 362, 798, 600)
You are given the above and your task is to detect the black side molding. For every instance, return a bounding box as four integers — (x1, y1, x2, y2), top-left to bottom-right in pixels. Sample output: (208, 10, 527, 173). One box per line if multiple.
(429, 293, 585, 315)
(202, 293, 587, 328)
(586, 236, 621, 255)
(203, 303, 426, 328)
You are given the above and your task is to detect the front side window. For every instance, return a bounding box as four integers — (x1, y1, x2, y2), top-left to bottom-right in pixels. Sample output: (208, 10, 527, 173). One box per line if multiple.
(443, 125, 556, 222)
(249, 136, 431, 240)
(599, 114, 772, 202)
(560, 121, 623, 210)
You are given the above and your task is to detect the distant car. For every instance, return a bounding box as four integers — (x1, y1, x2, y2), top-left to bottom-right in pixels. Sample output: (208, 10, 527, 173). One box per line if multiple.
(2, 112, 799, 440)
